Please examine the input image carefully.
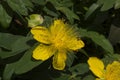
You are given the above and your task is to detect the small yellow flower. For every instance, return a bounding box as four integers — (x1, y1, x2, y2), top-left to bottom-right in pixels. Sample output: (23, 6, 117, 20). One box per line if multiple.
(88, 57, 120, 80)
(31, 19, 84, 70)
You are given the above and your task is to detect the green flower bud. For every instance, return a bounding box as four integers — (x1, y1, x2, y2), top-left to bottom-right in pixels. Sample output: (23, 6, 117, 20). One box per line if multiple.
(27, 14, 44, 27)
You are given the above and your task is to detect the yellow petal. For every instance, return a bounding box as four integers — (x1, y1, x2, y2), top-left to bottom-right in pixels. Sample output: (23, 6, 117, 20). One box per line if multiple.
(87, 57, 104, 78)
(50, 20, 65, 33)
(52, 50, 67, 70)
(32, 44, 56, 60)
(67, 38, 85, 50)
(106, 61, 120, 80)
(50, 20, 67, 37)
(96, 78, 101, 80)
(31, 26, 51, 44)
(50, 19, 77, 38)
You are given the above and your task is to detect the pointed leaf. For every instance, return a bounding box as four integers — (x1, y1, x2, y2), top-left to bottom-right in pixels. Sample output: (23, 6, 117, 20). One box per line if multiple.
(3, 44, 43, 80)
(3, 63, 15, 80)
(14, 44, 43, 74)
(57, 7, 79, 23)
(85, 4, 99, 19)
(69, 63, 89, 75)
(6, 0, 33, 15)
(0, 33, 23, 50)
(0, 33, 31, 59)
(0, 5, 12, 28)
(101, 0, 115, 11)
(115, 0, 120, 9)
(79, 28, 114, 54)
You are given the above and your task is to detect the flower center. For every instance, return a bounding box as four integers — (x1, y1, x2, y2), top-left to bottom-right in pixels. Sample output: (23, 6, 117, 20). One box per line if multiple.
(53, 39, 64, 49)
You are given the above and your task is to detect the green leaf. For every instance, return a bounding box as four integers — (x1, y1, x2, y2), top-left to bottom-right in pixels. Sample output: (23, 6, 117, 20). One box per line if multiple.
(3, 44, 43, 80)
(108, 25, 120, 45)
(66, 52, 75, 67)
(85, 3, 99, 19)
(6, 0, 33, 15)
(31, 0, 46, 5)
(59, 0, 73, 7)
(22, 0, 33, 11)
(101, 0, 115, 11)
(97, 0, 120, 10)
(115, 0, 120, 9)
(83, 75, 95, 80)
(11, 37, 31, 51)
(111, 54, 120, 61)
(47, 0, 79, 23)
(0, 4, 12, 28)
(72, 77, 81, 80)
(89, 31, 114, 54)
(0, 33, 31, 59)
(97, 0, 116, 11)
(48, 0, 73, 7)
(14, 44, 43, 74)
(0, 33, 23, 50)
(47, 0, 62, 7)
(0, 49, 26, 59)
(97, 0, 105, 5)
(69, 63, 89, 75)
(43, 7, 58, 17)
(3, 64, 15, 80)
(52, 74, 70, 80)
(57, 7, 79, 23)
(79, 28, 114, 54)
(2, 37, 31, 58)
(53, 64, 87, 80)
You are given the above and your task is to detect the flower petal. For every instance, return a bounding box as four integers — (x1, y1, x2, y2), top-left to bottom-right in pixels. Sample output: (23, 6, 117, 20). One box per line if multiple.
(87, 57, 104, 78)
(106, 61, 120, 80)
(67, 38, 85, 50)
(31, 26, 51, 44)
(50, 20, 65, 34)
(96, 78, 101, 80)
(50, 20, 70, 39)
(52, 50, 67, 70)
(32, 44, 56, 60)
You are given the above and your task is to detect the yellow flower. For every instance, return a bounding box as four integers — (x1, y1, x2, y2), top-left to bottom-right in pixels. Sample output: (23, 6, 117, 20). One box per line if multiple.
(88, 57, 120, 80)
(31, 19, 85, 70)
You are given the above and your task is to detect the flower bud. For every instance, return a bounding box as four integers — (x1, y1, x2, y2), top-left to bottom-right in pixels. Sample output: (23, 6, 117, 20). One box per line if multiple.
(27, 14, 44, 27)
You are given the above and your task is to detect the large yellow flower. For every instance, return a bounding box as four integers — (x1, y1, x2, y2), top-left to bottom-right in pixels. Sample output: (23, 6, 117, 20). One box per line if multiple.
(31, 19, 85, 70)
(88, 57, 120, 80)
